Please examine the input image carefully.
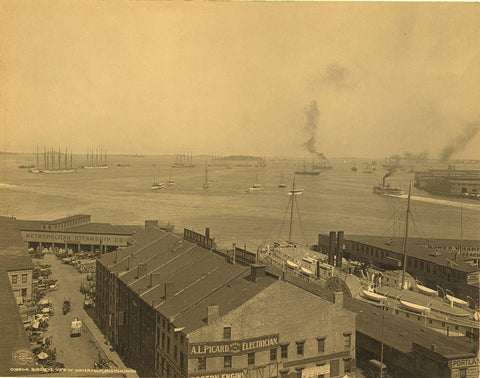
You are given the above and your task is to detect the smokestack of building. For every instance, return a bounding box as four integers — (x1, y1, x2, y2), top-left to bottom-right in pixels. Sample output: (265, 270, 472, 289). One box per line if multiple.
(336, 231, 344, 268)
(328, 231, 336, 266)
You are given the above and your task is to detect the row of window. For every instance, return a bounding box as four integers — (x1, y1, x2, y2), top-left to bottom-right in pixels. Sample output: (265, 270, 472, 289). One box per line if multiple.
(11, 274, 28, 284)
(196, 334, 351, 371)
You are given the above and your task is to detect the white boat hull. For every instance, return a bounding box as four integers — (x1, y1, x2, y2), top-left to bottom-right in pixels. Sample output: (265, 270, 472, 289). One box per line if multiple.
(400, 300, 430, 314)
(362, 290, 387, 302)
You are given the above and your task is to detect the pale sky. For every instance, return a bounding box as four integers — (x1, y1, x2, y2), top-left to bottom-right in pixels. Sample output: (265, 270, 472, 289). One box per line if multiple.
(1, 1, 479, 159)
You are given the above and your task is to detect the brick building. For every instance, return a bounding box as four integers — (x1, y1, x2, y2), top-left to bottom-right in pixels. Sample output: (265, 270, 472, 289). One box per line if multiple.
(96, 223, 356, 377)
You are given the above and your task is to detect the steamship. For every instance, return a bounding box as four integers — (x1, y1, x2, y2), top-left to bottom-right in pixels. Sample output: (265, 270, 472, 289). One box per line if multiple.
(373, 178, 403, 196)
(414, 166, 480, 199)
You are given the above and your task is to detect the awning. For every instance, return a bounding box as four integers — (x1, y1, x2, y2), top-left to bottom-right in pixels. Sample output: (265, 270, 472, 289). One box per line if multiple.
(286, 260, 298, 268)
(300, 267, 313, 275)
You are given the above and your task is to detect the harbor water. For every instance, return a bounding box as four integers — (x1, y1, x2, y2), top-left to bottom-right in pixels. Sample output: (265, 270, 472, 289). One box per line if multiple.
(1, 155, 479, 249)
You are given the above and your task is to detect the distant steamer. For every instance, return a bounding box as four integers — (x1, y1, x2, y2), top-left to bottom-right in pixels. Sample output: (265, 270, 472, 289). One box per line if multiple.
(414, 166, 480, 200)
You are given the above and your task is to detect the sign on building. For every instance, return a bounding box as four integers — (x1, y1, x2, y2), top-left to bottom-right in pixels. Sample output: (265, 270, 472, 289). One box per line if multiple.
(189, 334, 279, 357)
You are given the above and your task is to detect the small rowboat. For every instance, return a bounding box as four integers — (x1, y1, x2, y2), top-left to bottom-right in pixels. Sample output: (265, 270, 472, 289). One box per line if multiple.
(416, 284, 438, 296)
(400, 300, 430, 314)
(446, 294, 468, 307)
(362, 290, 387, 302)
(286, 260, 298, 269)
(300, 267, 313, 276)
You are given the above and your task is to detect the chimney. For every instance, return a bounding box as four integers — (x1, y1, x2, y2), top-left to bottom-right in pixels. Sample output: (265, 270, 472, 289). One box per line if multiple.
(205, 227, 210, 239)
(145, 220, 159, 229)
(250, 264, 266, 282)
(149, 273, 162, 287)
(431, 344, 437, 352)
(328, 231, 336, 266)
(136, 263, 147, 278)
(164, 282, 175, 300)
(333, 291, 344, 308)
(207, 305, 220, 325)
(232, 243, 236, 265)
(336, 231, 344, 267)
(316, 260, 320, 279)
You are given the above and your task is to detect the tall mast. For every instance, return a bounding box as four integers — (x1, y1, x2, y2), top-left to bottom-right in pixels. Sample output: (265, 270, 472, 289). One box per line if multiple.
(105, 149, 107, 165)
(65, 148, 67, 169)
(70, 151, 73, 169)
(36, 146, 39, 168)
(44, 147, 47, 169)
(459, 206, 463, 261)
(58, 147, 61, 170)
(288, 174, 296, 242)
(401, 182, 412, 289)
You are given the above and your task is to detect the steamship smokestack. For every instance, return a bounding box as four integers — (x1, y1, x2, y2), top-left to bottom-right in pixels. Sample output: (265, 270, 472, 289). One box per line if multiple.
(336, 231, 344, 267)
(328, 231, 336, 266)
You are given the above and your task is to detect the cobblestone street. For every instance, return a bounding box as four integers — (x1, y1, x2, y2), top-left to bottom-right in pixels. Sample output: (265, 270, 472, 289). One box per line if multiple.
(40, 253, 135, 377)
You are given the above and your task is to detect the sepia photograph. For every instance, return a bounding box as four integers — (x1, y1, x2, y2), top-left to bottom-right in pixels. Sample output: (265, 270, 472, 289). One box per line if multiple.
(0, 1, 479, 377)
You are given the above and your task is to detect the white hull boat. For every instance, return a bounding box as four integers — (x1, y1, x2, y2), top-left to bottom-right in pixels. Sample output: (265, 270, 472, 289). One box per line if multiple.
(400, 300, 430, 314)
(416, 284, 438, 296)
(362, 290, 387, 302)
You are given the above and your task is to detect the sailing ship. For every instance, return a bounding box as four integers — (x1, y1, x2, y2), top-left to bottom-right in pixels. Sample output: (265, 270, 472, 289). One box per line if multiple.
(288, 188, 304, 196)
(278, 170, 286, 188)
(82, 149, 108, 169)
(362, 162, 374, 173)
(151, 178, 166, 190)
(172, 152, 196, 168)
(294, 158, 321, 176)
(249, 174, 263, 192)
(167, 171, 175, 186)
(38, 147, 76, 173)
(255, 156, 267, 167)
(203, 164, 210, 189)
(18, 160, 34, 169)
(209, 155, 228, 167)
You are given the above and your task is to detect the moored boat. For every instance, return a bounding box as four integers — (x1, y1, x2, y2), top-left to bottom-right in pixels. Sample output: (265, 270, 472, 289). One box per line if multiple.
(362, 290, 387, 302)
(151, 178, 166, 190)
(400, 299, 431, 314)
(416, 284, 438, 296)
(446, 294, 468, 307)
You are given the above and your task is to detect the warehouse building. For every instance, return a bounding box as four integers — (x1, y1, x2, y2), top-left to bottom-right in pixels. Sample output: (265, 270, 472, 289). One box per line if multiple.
(18, 214, 143, 254)
(96, 223, 357, 377)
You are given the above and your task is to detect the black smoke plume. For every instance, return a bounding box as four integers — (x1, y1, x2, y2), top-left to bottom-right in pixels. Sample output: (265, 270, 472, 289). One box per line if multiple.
(440, 122, 480, 162)
(303, 100, 327, 161)
(383, 167, 396, 186)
